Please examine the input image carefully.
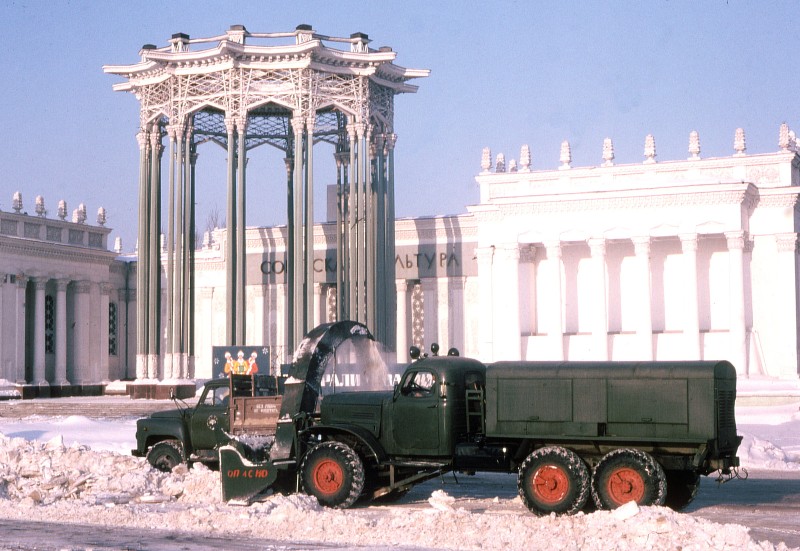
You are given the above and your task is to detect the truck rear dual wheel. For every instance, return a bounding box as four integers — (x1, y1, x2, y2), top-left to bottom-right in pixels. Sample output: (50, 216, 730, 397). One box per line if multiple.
(146, 440, 185, 472)
(517, 446, 590, 516)
(591, 449, 667, 510)
(301, 441, 365, 509)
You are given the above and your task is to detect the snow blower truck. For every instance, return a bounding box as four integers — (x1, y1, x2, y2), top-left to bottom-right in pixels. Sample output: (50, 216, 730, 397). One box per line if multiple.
(217, 320, 742, 515)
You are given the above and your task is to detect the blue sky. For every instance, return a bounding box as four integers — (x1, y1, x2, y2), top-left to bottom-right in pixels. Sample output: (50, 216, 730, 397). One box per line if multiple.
(1, 1, 797, 251)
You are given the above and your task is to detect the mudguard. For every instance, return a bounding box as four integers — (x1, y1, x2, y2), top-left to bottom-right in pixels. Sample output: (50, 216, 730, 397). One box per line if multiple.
(219, 445, 278, 503)
(305, 424, 389, 464)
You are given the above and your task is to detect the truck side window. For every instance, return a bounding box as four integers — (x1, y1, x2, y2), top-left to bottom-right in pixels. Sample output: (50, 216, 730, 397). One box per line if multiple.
(215, 387, 230, 406)
(401, 370, 436, 397)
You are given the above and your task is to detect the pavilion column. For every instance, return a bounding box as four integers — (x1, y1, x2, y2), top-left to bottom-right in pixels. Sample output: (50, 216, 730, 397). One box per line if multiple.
(251, 285, 266, 346)
(632, 237, 654, 360)
(355, 122, 368, 326)
(421, 278, 438, 351)
(679, 234, 701, 360)
(334, 150, 350, 322)
(225, 116, 237, 345)
(165, 123, 179, 379)
(495, 245, 521, 361)
(544, 242, 565, 360)
(588, 238, 609, 360)
(291, 115, 305, 346)
(15, 276, 27, 384)
(385, 133, 398, 351)
(136, 130, 150, 380)
(726, 231, 748, 375)
(774, 234, 799, 379)
(304, 116, 316, 334)
(236, 116, 248, 345)
(148, 127, 162, 380)
(32, 277, 48, 386)
(364, 126, 376, 333)
(396, 280, 409, 362)
(475, 247, 495, 361)
(55, 279, 69, 385)
(347, 123, 359, 323)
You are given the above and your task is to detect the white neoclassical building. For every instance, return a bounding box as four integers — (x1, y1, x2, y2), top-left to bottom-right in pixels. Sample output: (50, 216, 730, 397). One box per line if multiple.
(3, 124, 800, 397)
(0, 195, 134, 397)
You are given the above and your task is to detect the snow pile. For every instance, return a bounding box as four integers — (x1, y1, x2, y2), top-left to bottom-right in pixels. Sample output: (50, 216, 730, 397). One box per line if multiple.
(0, 429, 790, 551)
(739, 433, 800, 471)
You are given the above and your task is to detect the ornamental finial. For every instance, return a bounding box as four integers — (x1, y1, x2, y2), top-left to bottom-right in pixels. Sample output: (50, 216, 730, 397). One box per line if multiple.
(508, 159, 518, 172)
(519, 144, 532, 172)
(644, 134, 657, 164)
(481, 147, 492, 173)
(559, 140, 571, 170)
(35, 195, 46, 217)
(602, 138, 614, 167)
(114, 237, 122, 254)
(58, 200, 67, 220)
(495, 153, 505, 173)
(688, 130, 701, 160)
(12, 191, 22, 214)
(734, 128, 746, 157)
(97, 206, 107, 226)
(779, 122, 791, 152)
(73, 203, 87, 224)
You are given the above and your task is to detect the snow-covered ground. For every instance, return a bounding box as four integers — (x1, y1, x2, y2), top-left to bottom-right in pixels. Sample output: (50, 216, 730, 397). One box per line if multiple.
(0, 400, 798, 550)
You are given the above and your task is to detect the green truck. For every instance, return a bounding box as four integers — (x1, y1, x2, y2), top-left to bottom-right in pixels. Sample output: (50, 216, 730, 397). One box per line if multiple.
(213, 321, 741, 515)
(132, 374, 284, 471)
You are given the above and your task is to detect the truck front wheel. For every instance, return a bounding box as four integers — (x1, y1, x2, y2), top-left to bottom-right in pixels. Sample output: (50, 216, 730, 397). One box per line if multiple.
(146, 440, 185, 472)
(301, 441, 365, 509)
(517, 446, 590, 516)
(591, 449, 667, 509)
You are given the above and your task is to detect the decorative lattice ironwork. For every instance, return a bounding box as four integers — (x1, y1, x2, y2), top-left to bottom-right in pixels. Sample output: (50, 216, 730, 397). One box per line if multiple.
(411, 281, 424, 348)
(108, 302, 118, 356)
(45, 295, 55, 354)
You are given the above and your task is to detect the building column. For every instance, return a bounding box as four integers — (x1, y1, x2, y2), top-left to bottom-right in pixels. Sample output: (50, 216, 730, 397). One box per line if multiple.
(72, 281, 91, 384)
(421, 278, 438, 352)
(15, 275, 28, 384)
(448, 277, 466, 355)
(475, 247, 495, 361)
(632, 237, 654, 360)
(679, 234, 701, 359)
(0, 274, 4, 381)
(136, 129, 150, 382)
(32, 277, 48, 385)
(588, 239, 609, 360)
(304, 116, 316, 335)
(396, 280, 409, 362)
(313, 283, 324, 328)
(774, 234, 799, 379)
(147, 127, 162, 380)
(291, 115, 305, 346)
(495, 245, 521, 361)
(55, 279, 69, 385)
(544, 242, 564, 360)
(726, 231, 747, 375)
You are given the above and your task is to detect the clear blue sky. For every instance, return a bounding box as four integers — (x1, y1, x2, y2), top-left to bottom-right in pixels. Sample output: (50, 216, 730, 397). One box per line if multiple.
(1, 1, 797, 252)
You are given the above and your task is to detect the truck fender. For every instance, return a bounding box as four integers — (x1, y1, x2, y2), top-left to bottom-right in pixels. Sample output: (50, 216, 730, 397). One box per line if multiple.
(138, 418, 190, 453)
(303, 424, 388, 464)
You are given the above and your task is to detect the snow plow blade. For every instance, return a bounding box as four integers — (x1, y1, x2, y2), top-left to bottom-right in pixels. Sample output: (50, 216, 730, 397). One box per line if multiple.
(219, 445, 278, 504)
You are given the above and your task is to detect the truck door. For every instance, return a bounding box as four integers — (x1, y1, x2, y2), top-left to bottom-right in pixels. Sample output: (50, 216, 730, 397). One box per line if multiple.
(393, 369, 441, 455)
(190, 385, 231, 451)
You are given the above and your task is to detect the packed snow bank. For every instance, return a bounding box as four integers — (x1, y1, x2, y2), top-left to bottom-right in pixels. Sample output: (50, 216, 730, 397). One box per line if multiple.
(0, 432, 790, 551)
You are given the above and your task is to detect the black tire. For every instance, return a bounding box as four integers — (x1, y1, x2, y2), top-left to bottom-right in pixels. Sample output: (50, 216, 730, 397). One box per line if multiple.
(300, 441, 365, 509)
(146, 440, 185, 472)
(591, 449, 667, 510)
(517, 446, 590, 516)
(664, 470, 700, 511)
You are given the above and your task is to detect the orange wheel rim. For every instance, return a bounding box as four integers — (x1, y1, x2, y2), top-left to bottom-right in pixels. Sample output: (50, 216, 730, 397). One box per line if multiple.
(313, 459, 343, 495)
(531, 465, 570, 505)
(606, 467, 645, 505)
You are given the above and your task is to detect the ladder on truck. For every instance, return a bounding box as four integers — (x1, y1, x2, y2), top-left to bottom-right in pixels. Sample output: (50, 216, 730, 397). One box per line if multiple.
(465, 388, 485, 434)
